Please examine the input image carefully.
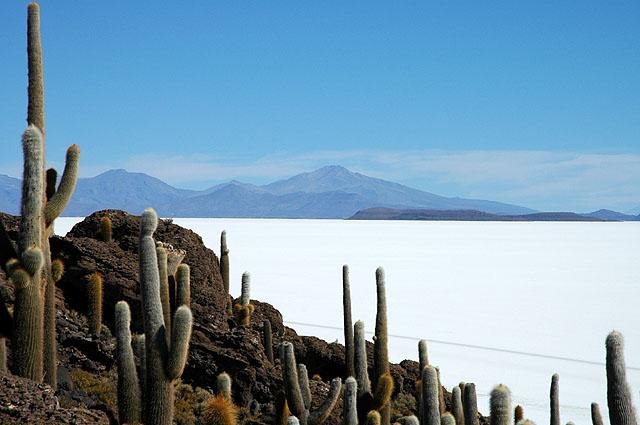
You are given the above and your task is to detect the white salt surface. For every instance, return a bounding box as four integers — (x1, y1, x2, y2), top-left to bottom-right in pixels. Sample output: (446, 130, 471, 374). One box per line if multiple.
(57, 217, 640, 425)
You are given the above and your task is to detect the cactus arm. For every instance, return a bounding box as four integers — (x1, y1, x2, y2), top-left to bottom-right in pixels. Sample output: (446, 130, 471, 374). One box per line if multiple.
(452, 386, 465, 425)
(165, 305, 193, 380)
(298, 364, 312, 410)
(371, 373, 394, 411)
(18, 125, 44, 253)
(463, 384, 479, 425)
(44, 144, 79, 226)
(282, 342, 306, 417)
(309, 377, 342, 425)
(176, 264, 191, 308)
(606, 331, 638, 425)
(373, 267, 390, 425)
(354, 320, 371, 397)
(422, 366, 441, 425)
(240, 272, 251, 305)
(489, 385, 511, 425)
(263, 320, 274, 363)
(115, 301, 141, 424)
(156, 245, 172, 332)
(418, 340, 429, 372)
(27, 2, 45, 133)
(343, 265, 354, 378)
(590, 403, 604, 425)
(343, 377, 358, 425)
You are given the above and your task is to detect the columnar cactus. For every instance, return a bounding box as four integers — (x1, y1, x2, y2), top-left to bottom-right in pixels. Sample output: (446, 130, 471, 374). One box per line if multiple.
(100, 216, 112, 242)
(343, 265, 354, 378)
(87, 272, 103, 335)
(281, 342, 342, 425)
(366, 411, 382, 425)
(132, 334, 147, 422)
(436, 367, 446, 414)
(514, 405, 524, 425)
(115, 301, 141, 424)
(606, 331, 638, 425)
(550, 374, 560, 425)
(263, 320, 274, 363)
(220, 231, 230, 312)
(344, 377, 358, 425)
(490, 385, 511, 425)
(373, 267, 391, 425)
(217, 372, 232, 399)
(139, 208, 193, 425)
(590, 403, 603, 425)
(417, 339, 430, 424)
(0, 338, 6, 373)
(233, 272, 254, 326)
(176, 264, 191, 308)
(422, 366, 441, 425)
(203, 374, 238, 425)
(353, 320, 393, 423)
(463, 383, 479, 425)
(452, 386, 465, 425)
(156, 244, 172, 332)
(441, 413, 456, 425)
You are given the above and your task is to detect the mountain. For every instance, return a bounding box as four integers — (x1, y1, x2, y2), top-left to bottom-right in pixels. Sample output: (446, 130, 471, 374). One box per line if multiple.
(351, 207, 607, 222)
(627, 205, 640, 215)
(583, 209, 640, 221)
(2, 165, 536, 218)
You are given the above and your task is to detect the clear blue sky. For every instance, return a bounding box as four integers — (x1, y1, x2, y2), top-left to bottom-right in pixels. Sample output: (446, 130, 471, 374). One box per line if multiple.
(1, 1, 639, 212)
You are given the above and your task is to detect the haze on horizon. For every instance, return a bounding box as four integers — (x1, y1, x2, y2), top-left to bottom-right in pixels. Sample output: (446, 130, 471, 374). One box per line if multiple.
(1, 1, 639, 213)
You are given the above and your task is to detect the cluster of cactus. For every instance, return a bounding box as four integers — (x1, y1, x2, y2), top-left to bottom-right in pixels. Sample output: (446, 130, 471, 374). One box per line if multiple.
(233, 271, 255, 326)
(0, 1, 80, 389)
(115, 208, 193, 425)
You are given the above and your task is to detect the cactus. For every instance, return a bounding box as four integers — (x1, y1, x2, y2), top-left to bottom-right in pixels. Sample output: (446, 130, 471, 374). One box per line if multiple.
(458, 382, 466, 405)
(233, 272, 254, 326)
(353, 320, 393, 424)
(281, 341, 342, 425)
(489, 385, 511, 425)
(343, 376, 358, 425)
(115, 301, 141, 424)
(422, 365, 441, 425)
(220, 231, 230, 311)
(514, 405, 524, 425)
(263, 320, 274, 363)
(366, 411, 382, 425)
(139, 208, 193, 425)
(87, 272, 103, 335)
(516, 421, 535, 425)
(436, 367, 446, 414)
(100, 216, 112, 242)
(217, 372, 232, 400)
(203, 394, 238, 425)
(0, 338, 6, 373)
(441, 413, 456, 425)
(402, 417, 419, 425)
(132, 334, 147, 422)
(452, 386, 465, 425)
(590, 403, 603, 425)
(373, 267, 391, 425)
(176, 264, 191, 308)
(156, 244, 172, 333)
(417, 339, 430, 424)
(343, 265, 354, 378)
(606, 331, 638, 425)
(289, 417, 302, 425)
(550, 374, 560, 425)
(463, 383, 479, 425)
(276, 389, 290, 425)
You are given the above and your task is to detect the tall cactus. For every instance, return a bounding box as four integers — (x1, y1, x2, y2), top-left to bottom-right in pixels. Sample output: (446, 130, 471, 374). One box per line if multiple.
(422, 365, 441, 425)
(606, 331, 638, 425)
(176, 264, 191, 308)
(590, 403, 603, 425)
(281, 342, 342, 425)
(343, 265, 354, 378)
(220, 230, 230, 312)
(490, 385, 511, 425)
(353, 320, 393, 424)
(373, 267, 391, 425)
(463, 383, 479, 425)
(0, 2, 80, 388)
(452, 386, 465, 425)
(550, 374, 560, 425)
(87, 272, 103, 335)
(139, 208, 193, 425)
(436, 367, 446, 414)
(418, 339, 430, 424)
(115, 301, 141, 424)
(100, 216, 112, 242)
(263, 320, 274, 363)
(344, 376, 358, 425)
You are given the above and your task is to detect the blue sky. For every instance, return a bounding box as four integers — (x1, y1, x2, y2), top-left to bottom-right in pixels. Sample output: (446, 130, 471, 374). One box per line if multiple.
(1, 1, 639, 212)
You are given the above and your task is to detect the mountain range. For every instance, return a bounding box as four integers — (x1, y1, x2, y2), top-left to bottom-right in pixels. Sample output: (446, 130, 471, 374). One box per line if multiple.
(0, 165, 637, 220)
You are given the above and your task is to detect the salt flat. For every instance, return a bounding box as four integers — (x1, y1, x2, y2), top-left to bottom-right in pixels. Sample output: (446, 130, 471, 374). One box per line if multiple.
(57, 217, 640, 425)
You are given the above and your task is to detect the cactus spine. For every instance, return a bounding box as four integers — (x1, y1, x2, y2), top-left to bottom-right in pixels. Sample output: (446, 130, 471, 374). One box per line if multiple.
(373, 267, 391, 425)
(463, 383, 479, 425)
(606, 331, 638, 425)
(344, 376, 358, 425)
(590, 403, 603, 425)
(115, 301, 141, 424)
(550, 374, 560, 425)
(343, 265, 354, 378)
(422, 365, 441, 425)
(281, 342, 342, 425)
(139, 208, 193, 425)
(100, 216, 112, 242)
(452, 386, 465, 425)
(87, 272, 103, 335)
(263, 320, 274, 363)
(220, 231, 230, 312)
(490, 385, 511, 425)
